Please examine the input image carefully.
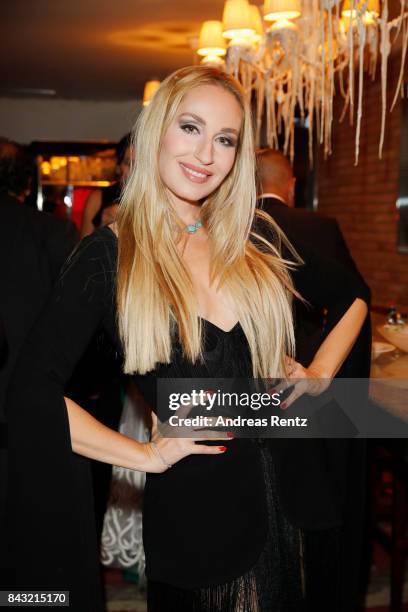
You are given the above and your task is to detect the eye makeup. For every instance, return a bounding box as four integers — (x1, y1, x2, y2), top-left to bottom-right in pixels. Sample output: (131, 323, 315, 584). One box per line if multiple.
(178, 119, 237, 148)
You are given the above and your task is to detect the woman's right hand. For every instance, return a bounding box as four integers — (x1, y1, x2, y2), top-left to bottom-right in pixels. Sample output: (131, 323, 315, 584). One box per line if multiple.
(145, 409, 233, 473)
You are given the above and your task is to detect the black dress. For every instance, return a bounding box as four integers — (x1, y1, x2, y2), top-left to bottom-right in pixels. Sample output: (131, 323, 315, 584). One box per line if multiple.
(4, 225, 370, 611)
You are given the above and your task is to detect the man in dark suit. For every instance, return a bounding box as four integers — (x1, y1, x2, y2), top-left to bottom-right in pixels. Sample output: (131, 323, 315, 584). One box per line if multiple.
(0, 141, 79, 411)
(256, 148, 372, 611)
(257, 147, 370, 371)
(0, 141, 79, 569)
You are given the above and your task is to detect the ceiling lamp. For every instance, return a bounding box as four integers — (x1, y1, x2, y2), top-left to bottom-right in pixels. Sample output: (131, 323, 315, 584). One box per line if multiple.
(194, 0, 408, 165)
(249, 5, 264, 43)
(341, 0, 380, 19)
(143, 80, 161, 106)
(263, 0, 301, 22)
(197, 21, 227, 59)
(222, 0, 254, 42)
(269, 17, 298, 33)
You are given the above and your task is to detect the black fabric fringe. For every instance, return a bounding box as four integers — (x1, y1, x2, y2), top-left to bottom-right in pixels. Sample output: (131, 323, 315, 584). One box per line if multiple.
(147, 440, 340, 612)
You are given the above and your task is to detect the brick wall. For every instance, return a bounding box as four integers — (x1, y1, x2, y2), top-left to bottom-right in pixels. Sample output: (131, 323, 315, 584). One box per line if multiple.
(317, 57, 408, 310)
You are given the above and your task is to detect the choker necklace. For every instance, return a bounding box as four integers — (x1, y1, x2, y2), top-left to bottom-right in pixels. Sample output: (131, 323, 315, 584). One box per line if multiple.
(185, 220, 203, 234)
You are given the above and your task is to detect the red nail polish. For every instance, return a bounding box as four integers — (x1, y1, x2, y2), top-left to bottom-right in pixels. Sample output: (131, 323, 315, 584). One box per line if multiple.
(227, 432, 234, 438)
(219, 446, 227, 452)
(281, 402, 287, 410)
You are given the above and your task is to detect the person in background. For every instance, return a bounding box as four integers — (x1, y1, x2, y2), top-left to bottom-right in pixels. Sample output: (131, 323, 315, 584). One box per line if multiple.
(0, 143, 121, 547)
(0, 140, 79, 279)
(0, 139, 80, 397)
(42, 185, 71, 220)
(81, 133, 133, 238)
(0, 139, 79, 576)
(256, 147, 371, 373)
(256, 147, 372, 611)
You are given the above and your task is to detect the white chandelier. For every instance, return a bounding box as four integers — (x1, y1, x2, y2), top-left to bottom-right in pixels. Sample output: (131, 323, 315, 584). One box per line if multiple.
(196, 0, 408, 164)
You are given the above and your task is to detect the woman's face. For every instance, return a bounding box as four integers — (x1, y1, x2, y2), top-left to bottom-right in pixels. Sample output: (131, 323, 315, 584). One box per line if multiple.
(158, 84, 243, 207)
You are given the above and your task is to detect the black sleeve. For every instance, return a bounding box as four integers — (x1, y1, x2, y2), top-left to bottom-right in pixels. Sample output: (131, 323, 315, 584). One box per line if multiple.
(289, 240, 372, 377)
(252, 213, 371, 376)
(288, 238, 371, 314)
(4, 230, 118, 602)
(253, 212, 371, 312)
(8, 229, 117, 396)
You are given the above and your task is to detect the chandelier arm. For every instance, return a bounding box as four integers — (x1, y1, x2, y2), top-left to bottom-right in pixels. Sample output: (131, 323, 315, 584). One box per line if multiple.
(389, 2, 407, 44)
(297, 69, 305, 119)
(347, 2, 355, 126)
(378, 0, 390, 159)
(367, 24, 379, 79)
(328, 4, 335, 150)
(338, 65, 348, 99)
(319, 2, 326, 145)
(355, 15, 367, 165)
(390, 22, 408, 113)
(388, 11, 408, 28)
(339, 87, 351, 124)
(271, 83, 279, 148)
(265, 81, 271, 148)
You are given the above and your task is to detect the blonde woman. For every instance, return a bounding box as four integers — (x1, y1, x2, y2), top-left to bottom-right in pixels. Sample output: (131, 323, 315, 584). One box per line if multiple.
(5, 66, 369, 611)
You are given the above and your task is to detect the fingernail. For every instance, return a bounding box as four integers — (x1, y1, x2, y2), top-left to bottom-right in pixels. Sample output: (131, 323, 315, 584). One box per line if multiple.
(281, 402, 287, 410)
(205, 389, 215, 397)
(219, 446, 227, 452)
(227, 432, 234, 438)
(270, 387, 277, 394)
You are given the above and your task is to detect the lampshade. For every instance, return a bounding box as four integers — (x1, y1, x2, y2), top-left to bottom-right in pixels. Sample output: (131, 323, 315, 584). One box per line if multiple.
(222, 0, 255, 39)
(270, 18, 298, 32)
(143, 80, 161, 106)
(342, 0, 380, 19)
(264, 0, 301, 21)
(200, 54, 226, 68)
(198, 21, 226, 56)
(250, 4, 264, 41)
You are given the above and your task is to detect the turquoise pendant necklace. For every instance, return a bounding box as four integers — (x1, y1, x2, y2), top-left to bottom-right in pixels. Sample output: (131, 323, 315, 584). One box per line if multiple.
(185, 220, 203, 234)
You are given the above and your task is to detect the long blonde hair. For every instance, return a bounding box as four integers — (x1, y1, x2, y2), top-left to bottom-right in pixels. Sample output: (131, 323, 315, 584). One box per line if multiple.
(117, 65, 299, 377)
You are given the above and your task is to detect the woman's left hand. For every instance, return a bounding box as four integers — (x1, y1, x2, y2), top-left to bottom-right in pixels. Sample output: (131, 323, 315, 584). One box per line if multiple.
(273, 357, 332, 410)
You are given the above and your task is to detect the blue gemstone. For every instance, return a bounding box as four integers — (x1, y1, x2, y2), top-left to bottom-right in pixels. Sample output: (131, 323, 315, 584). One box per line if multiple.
(187, 224, 196, 233)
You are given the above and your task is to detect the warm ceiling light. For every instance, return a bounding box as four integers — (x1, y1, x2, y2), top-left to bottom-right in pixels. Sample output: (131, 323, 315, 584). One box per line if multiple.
(249, 5, 264, 42)
(143, 80, 161, 106)
(222, 0, 255, 40)
(263, 0, 301, 22)
(342, 0, 380, 19)
(363, 11, 377, 25)
(194, 0, 406, 165)
(269, 18, 298, 32)
(41, 161, 51, 175)
(200, 55, 226, 68)
(197, 20, 226, 56)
